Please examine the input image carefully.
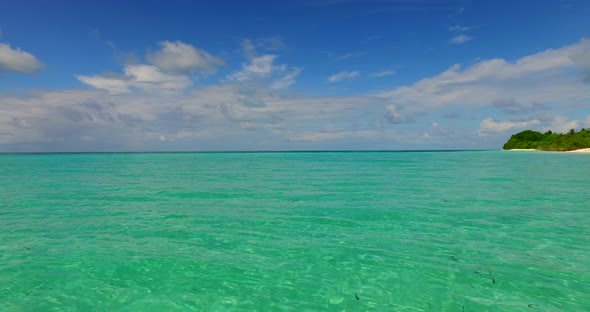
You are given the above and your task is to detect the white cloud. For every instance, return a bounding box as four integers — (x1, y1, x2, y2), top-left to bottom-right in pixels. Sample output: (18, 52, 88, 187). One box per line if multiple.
(478, 115, 582, 136)
(84, 38, 297, 95)
(3, 37, 590, 152)
(450, 34, 472, 44)
(478, 118, 540, 136)
(229, 55, 280, 81)
(328, 71, 360, 82)
(288, 130, 378, 142)
(0, 82, 390, 151)
(449, 25, 473, 32)
(385, 105, 403, 124)
(228, 42, 301, 89)
(544, 115, 580, 133)
(370, 70, 396, 78)
(146, 40, 223, 74)
(77, 74, 131, 94)
(77, 41, 211, 93)
(124, 64, 191, 90)
(241, 39, 258, 60)
(0, 43, 44, 73)
(271, 67, 302, 89)
(378, 38, 590, 117)
(384, 104, 424, 124)
(181, 84, 379, 126)
(570, 42, 590, 81)
(77, 64, 191, 94)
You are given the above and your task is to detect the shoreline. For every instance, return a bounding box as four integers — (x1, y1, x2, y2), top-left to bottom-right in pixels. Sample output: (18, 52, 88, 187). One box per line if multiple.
(566, 148, 590, 153)
(506, 148, 590, 153)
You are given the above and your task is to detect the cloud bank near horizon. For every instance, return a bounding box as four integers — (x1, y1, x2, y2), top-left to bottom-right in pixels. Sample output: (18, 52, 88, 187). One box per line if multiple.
(1, 38, 590, 152)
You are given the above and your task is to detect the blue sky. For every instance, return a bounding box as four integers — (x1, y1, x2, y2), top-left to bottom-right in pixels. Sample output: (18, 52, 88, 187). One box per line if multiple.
(1, 0, 590, 152)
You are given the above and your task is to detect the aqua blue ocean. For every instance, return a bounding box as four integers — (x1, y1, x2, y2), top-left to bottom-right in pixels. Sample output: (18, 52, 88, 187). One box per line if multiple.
(1, 151, 589, 311)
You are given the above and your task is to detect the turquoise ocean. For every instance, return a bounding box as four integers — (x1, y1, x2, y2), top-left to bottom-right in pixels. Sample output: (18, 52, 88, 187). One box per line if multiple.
(1, 151, 589, 311)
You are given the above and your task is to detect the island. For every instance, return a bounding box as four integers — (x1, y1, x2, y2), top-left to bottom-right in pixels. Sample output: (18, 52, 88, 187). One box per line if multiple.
(503, 128, 590, 151)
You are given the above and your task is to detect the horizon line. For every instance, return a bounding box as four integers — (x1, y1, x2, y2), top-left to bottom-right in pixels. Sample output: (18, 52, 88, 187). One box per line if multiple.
(0, 149, 496, 155)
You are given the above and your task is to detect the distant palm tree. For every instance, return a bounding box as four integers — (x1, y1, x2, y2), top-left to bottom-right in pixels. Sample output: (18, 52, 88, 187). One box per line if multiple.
(568, 128, 575, 135)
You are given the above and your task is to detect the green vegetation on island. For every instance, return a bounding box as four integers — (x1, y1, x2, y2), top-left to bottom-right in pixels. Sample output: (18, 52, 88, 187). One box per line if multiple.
(503, 128, 590, 151)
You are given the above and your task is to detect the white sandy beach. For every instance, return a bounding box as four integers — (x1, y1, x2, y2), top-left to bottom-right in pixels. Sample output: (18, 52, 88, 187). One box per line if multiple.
(506, 148, 590, 153)
(566, 148, 590, 153)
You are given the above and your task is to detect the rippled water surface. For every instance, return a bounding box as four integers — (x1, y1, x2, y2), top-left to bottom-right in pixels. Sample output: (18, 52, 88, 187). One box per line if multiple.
(1, 151, 589, 311)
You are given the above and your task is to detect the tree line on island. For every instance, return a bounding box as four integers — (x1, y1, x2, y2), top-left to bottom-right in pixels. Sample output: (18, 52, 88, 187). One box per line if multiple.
(503, 128, 590, 151)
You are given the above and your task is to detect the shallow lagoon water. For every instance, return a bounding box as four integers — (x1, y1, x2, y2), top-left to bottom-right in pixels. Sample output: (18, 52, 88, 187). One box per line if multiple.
(1, 151, 589, 311)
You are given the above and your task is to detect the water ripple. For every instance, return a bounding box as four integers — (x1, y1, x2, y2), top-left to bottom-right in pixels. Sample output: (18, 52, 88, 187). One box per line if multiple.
(1, 151, 589, 311)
